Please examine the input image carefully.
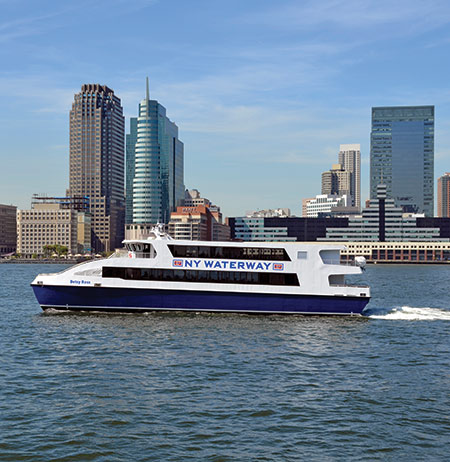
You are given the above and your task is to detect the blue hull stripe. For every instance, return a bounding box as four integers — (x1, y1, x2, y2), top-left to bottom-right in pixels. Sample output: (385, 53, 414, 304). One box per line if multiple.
(32, 285, 370, 315)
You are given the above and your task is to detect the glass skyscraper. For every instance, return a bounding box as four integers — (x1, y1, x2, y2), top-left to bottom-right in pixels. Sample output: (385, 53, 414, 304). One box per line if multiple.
(370, 106, 434, 216)
(126, 79, 184, 226)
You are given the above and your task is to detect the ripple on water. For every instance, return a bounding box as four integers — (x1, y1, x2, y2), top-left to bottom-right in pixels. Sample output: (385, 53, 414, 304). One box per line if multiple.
(0, 264, 449, 461)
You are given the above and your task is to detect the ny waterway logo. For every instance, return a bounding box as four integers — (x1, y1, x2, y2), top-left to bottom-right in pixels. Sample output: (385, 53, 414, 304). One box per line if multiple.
(172, 259, 284, 271)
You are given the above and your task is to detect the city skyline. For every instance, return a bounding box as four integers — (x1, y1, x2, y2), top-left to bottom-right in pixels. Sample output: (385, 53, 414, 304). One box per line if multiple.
(2, 1, 450, 217)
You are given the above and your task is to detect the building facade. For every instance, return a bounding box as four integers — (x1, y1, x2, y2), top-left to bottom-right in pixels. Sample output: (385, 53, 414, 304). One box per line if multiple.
(437, 173, 450, 218)
(229, 217, 349, 241)
(321, 184, 447, 242)
(341, 242, 450, 264)
(0, 204, 17, 255)
(126, 78, 184, 230)
(245, 208, 291, 218)
(321, 164, 351, 198)
(184, 189, 211, 208)
(69, 84, 125, 252)
(17, 203, 79, 257)
(306, 194, 349, 218)
(370, 106, 434, 216)
(338, 144, 361, 210)
(168, 205, 230, 241)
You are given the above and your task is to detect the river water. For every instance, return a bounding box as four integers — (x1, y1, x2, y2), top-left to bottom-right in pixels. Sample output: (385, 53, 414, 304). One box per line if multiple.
(0, 264, 449, 461)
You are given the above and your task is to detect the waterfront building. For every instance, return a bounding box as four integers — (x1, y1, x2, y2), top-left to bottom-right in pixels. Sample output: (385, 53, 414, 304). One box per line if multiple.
(437, 173, 450, 218)
(168, 205, 230, 241)
(0, 204, 17, 255)
(69, 84, 125, 252)
(370, 106, 434, 216)
(340, 241, 450, 264)
(126, 78, 184, 235)
(228, 217, 349, 242)
(31, 195, 92, 253)
(17, 203, 79, 257)
(321, 184, 446, 242)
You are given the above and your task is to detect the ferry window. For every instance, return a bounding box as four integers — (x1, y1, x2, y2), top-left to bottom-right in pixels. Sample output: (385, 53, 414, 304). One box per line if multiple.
(297, 251, 307, 259)
(198, 246, 210, 258)
(168, 245, 291, 261)
(102, 266, 299, 286)
(319, 250, 340, 265)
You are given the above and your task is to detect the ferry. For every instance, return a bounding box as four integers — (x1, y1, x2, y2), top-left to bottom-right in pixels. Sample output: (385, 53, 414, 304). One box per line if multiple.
(31, 226, 370, 316)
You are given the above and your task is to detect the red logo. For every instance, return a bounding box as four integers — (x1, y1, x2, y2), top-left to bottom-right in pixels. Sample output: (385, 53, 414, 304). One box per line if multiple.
(273, 263, 284, 271)
(173, 259, 183, 267)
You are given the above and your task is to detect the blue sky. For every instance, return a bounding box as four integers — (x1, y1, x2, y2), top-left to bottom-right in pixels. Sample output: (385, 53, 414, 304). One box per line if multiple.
(1, 0, 450, 217)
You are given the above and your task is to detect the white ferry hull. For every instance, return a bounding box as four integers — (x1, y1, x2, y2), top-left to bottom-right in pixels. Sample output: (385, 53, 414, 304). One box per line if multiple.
(32, 284, 370, 316)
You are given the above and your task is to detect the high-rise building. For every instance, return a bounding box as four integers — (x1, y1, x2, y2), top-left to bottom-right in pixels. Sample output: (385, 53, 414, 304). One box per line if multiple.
(126, 78, 184, 235)
(69, 84, 125, 252)
(321, 164, 351, 198)
(125, 117, 137, 225)
(370, 106, 434, 216)
(437, 173, 450, 218)
(0, 204, 17, 255)
(321, 144, 360, 211)
(338, 144, 360, 210)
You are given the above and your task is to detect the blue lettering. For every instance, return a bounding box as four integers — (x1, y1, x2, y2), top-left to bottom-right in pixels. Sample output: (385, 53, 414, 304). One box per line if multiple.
(230, 262, 236, 269)
(194, 260, 201, 268)
(256, 263, 264, 270)
(237, 262, 245, 270)
(185, 260, 193, 268)
(204, 260, 214, 268)
(221, 261, 229, 269)
(263, 263, 271, 270)
(246, 262, 256, 270)
(214, 261, 222, 269)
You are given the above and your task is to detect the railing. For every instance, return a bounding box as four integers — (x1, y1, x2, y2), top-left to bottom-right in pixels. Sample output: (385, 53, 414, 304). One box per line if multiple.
(329, 284, 369, 288)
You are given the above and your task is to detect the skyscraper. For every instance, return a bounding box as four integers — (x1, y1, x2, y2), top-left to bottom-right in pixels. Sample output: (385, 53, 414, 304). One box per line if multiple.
(370, 106, 434, 216)
(437, 172, 450, 218)
(69, 84, 125, 252)
(338, 144, 360, 211)
(321, 164, 351, 198)
(126, 78, 184, 233)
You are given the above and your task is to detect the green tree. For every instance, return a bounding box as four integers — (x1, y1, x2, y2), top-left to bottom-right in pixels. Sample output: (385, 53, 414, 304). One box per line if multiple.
(43, 245, 56, 257)
(55, 245, 68, 256)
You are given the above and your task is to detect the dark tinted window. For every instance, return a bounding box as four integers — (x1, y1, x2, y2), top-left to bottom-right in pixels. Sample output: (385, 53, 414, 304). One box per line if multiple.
(103, 267, 299, 286)
(168, 245, 291, 261)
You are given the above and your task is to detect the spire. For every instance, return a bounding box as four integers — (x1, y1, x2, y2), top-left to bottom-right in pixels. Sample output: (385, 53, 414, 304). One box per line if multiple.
(146, 76, 149, 102)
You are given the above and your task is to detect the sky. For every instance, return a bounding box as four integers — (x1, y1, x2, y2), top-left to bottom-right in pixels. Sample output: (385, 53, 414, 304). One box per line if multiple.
(1, 0, 450, 217)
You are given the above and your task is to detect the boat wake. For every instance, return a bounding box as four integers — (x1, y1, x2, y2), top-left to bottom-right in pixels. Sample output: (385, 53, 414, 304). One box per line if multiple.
(365, 306, 450, 321)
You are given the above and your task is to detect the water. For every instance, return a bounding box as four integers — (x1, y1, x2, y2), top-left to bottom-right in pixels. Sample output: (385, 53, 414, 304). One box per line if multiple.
(0, 264, 449, 461)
